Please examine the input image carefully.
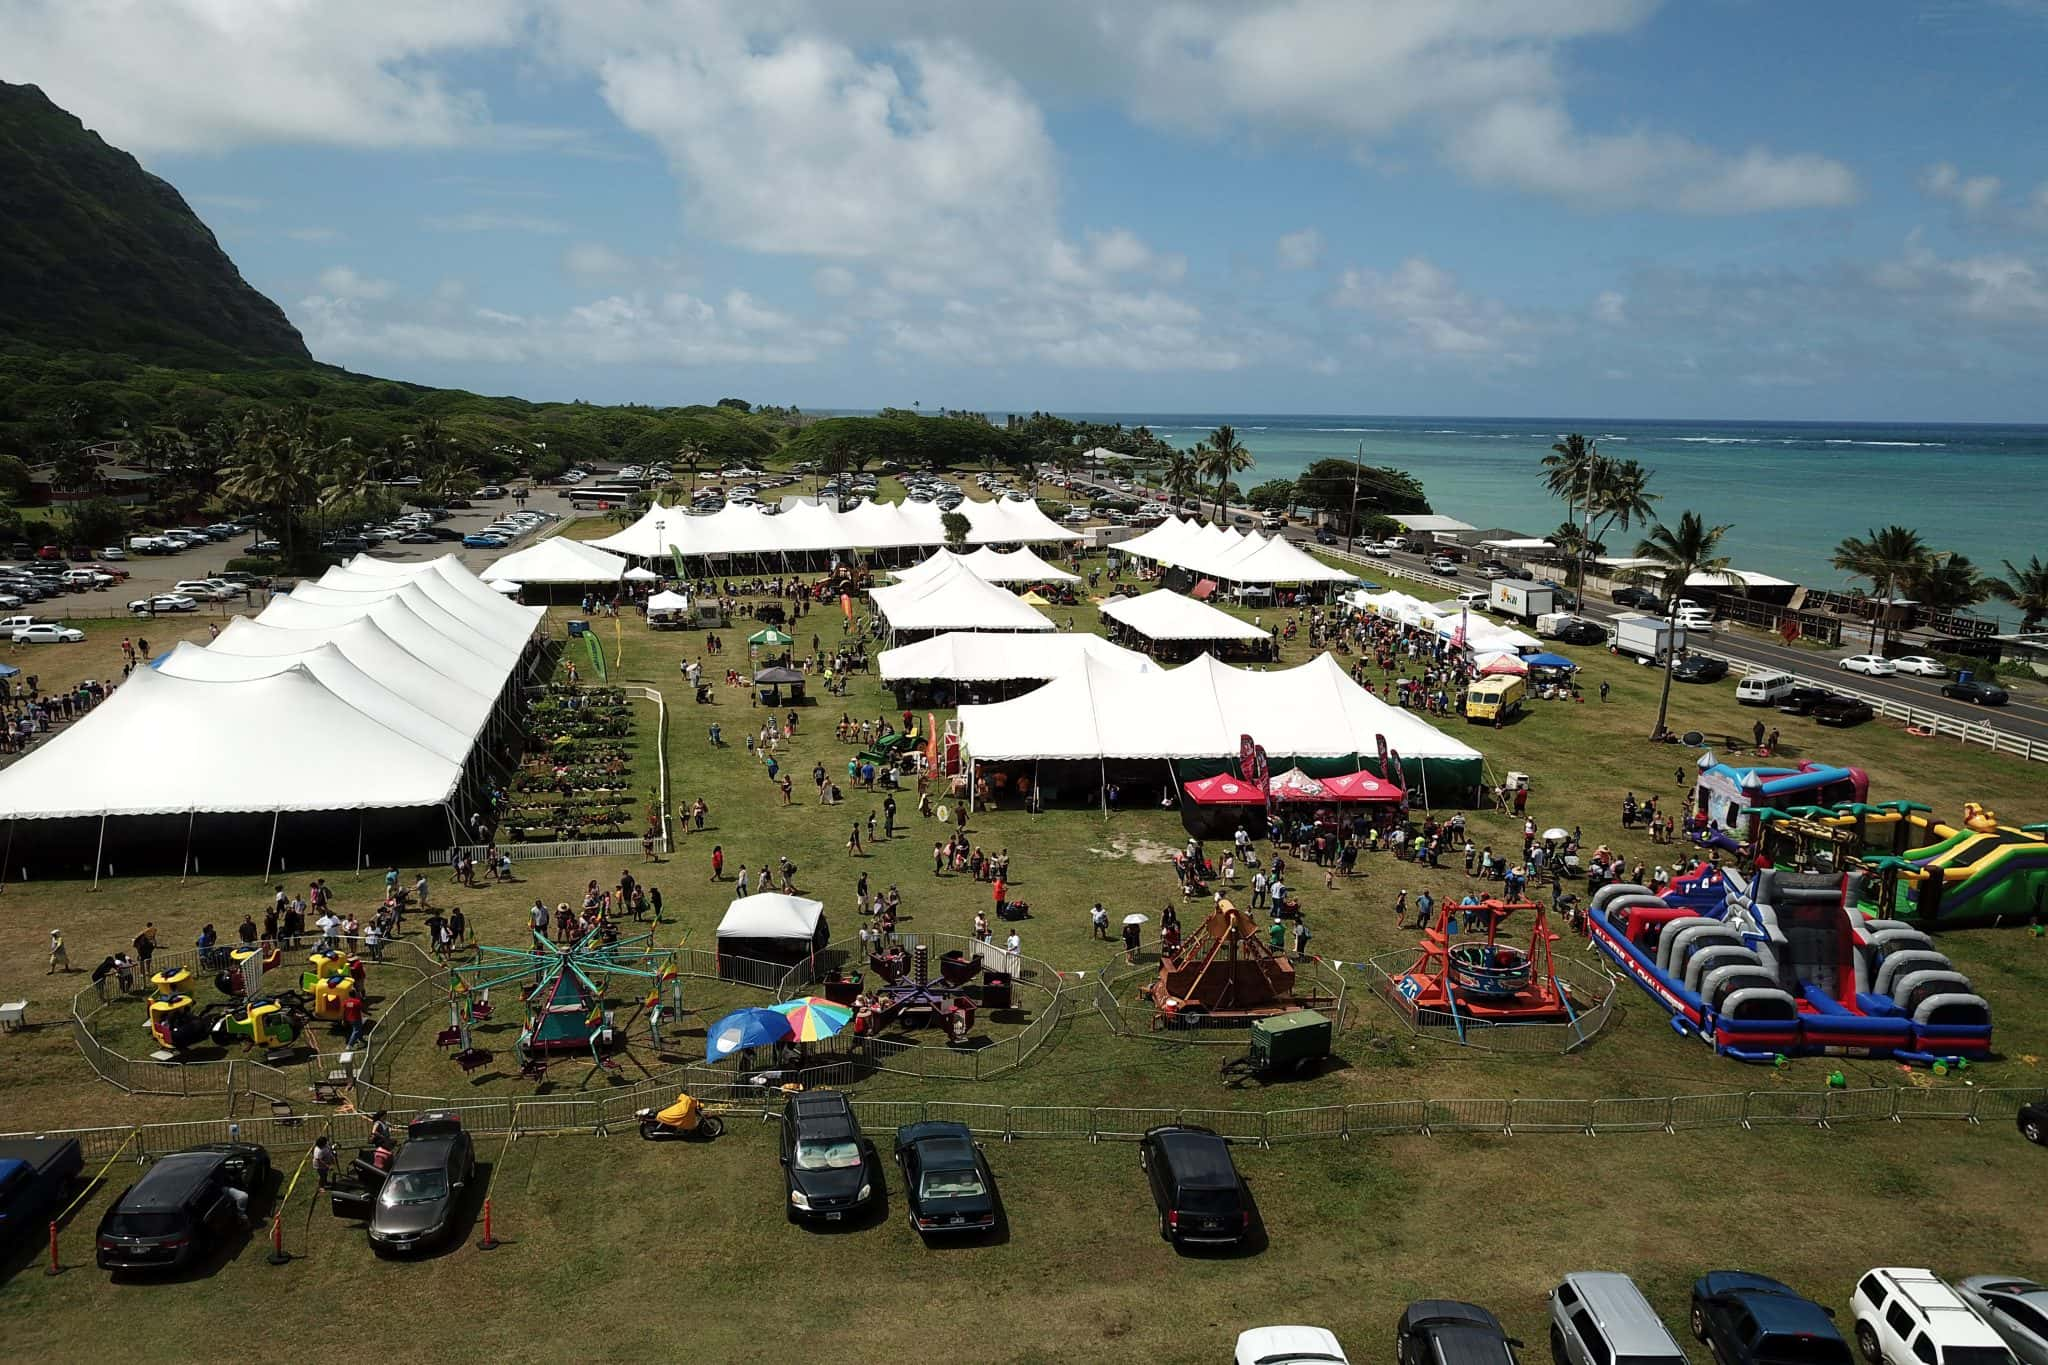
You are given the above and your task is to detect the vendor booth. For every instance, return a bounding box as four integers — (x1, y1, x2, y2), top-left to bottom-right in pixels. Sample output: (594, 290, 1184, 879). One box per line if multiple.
(715, 893, 829, 979)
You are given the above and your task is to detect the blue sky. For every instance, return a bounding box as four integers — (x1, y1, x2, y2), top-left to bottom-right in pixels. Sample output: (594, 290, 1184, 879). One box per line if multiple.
(10, 0, 2048, 420)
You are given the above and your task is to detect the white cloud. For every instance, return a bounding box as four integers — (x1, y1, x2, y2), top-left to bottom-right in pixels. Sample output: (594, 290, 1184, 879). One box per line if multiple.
(1332, 257, 1536, 360)
(1872, 233, 2048, 323)
(811, 265, 858, 297)
(3, 0, 532, 153)
(425, 211, 569, 235)
(315, 266, 395, 302)
(563, 242, 637, 282)
(1593, 290, 1628, 325)
(723, 290, 796, 333)
(1922, 162, 2003, 216)
(1276, 228, 1324, 271)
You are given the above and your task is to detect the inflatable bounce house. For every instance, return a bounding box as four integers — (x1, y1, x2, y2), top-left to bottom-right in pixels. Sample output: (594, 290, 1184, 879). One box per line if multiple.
(1691, 758, 1868, 836)
(1751, 801, 2048, 929)
(1588, 861, 1991, 1065)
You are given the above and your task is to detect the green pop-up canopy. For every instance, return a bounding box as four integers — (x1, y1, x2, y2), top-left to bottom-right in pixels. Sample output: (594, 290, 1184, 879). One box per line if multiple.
(748, 628, 793, 646)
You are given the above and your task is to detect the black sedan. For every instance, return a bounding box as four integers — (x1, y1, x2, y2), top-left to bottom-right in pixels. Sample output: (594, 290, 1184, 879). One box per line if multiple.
(2020, 1100, 2047, 1146)
(1550, 619, 1607, 646)
(1943, 678, 2010, 706)
(1612, 586, 1664, 611)
(1813, 695, 1875, 727)
(893, 1121, 998, 1236)
(1397, 1301, 1521, 1365)
(1776, 685, 1841, 716)
(1670, 655, 1729, 684)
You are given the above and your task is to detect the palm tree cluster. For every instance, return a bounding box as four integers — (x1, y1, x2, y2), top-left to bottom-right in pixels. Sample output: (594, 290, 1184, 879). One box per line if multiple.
(1541, 434, 1660, 599)
(1829, 526, 1993, 648)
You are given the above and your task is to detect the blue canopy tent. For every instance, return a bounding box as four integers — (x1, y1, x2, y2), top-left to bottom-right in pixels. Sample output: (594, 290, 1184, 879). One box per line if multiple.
(1524, 652, 1576, 670)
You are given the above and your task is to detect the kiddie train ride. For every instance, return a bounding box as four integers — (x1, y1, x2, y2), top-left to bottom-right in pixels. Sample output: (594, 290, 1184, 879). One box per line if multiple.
(1588, 861, 1991, 1065)
(1391, 896, 1584, 1038)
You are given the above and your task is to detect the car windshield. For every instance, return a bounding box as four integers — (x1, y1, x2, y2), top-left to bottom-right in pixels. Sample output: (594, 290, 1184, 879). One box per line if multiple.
(919, 1166, 986, 1200)
(795, 1138, 862, 1171)
(1942, 1352, 2014, 1365)
(378, 1171, 448, 1204)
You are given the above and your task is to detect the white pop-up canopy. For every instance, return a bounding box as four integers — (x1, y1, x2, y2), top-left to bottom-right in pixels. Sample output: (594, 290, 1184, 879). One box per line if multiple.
(716, 892, 826, 940)
(869, 560, 1055, 635)
(880, 630, 1155, 683)
(955, 652, 1484, 790)
(645, 589, 691, 612)
(1102, 589, 1268, 643)
(482, 536, 628, 585)
(0, 664, 465, 819)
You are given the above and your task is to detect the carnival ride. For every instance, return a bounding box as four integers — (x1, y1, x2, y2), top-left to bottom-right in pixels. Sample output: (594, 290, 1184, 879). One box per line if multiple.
(1588, 861, 1992, 1064)
(1144, 896, 1335, 1024)
(446, 928, 683, 1078)
(1747, 800, 2048, 928)
(1392, 897, 1580, 1037)
(863, 942, 1015, 1042)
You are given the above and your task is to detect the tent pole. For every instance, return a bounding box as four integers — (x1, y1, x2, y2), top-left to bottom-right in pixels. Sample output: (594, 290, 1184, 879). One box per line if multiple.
(181, 810, 195, 883)
(355, 812, 364, 877)
(93, 812, 107, 890)
(0, 817, 13, 888)
(262, 810, 281, 881)
(1419, 762, 1431, 814)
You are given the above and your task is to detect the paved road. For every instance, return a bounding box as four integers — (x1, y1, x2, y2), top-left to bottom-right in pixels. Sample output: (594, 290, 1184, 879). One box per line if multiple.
(1062, 471, 2048, 747)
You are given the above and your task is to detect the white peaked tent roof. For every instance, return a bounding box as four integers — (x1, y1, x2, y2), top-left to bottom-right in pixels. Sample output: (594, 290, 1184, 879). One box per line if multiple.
(0, 664, 464, 819)
(480, 536, 628, 585)
(207, 615, 496, 736)
(1114, 516, 1349, 583)
(956, 651, 1485, 763)
(239, 597, 510, 705)
(590, 495, 1076, 558)
(889, 549, 975, 586)
(645, 589, 691, 611)
(587, 500, 675, 557)
(1102, 590, 1268, 642)
(154, 640, 473, 765)
(337, 554, 548, 637)
(314, 568, 539, 654)
(716, 892, 825, 941)
(268, 581, 522, 667)
(959, 545, 1079, 583)
(869, 560, 1054, 633)
(880, 630, 1155, 683)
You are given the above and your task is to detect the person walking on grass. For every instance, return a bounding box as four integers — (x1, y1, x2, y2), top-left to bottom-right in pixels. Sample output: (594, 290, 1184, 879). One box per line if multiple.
(1091, 902, 1110, 940)
(48, 927, 68, 974)
(312, 1136, 337, 1189)
(848, 823, 863, 857)
(710, 845, 724, 881)
(134, 921, 157, 973)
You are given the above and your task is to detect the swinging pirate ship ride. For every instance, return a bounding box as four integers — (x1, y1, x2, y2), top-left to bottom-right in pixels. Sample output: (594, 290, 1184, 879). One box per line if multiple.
(1144, 896, 1335, 1024)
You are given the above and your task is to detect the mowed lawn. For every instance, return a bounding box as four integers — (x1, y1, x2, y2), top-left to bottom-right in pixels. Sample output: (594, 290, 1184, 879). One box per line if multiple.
(2, 549, 2047, 1360)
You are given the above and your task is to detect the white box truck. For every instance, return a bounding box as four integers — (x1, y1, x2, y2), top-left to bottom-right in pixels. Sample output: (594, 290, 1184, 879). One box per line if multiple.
(1488, 579, 1558, 622)
(1612, 612, 1685, 662)
(1535, 612, 1572, 638)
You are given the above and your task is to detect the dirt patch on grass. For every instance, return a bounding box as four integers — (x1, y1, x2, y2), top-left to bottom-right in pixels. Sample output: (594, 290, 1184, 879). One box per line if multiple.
(1089, 834, 1176, 864)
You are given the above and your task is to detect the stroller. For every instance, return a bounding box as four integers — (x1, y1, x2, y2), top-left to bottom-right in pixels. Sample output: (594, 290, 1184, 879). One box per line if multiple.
(1170, 853, 1209, 897)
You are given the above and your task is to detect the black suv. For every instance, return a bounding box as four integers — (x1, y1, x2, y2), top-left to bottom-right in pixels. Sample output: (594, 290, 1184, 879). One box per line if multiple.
(1139, 1124, 1251, 1247)
(1690, 1272, 1849, 1365)
(1612, 586, 1665, 611)
(1398, 1300, 1522, 1365)
(1942, 678, 2010, 707)
(96, 1142, 271, 1273)
(1550, 618, 1607, 646)
(1776, 685, 1841, 716)
(780, 1091, 882, 1224)
(1812, 695, 1874, 727)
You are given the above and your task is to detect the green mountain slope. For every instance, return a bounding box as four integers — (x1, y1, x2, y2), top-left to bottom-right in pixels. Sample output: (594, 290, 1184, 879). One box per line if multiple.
(0, 80, 310, 365)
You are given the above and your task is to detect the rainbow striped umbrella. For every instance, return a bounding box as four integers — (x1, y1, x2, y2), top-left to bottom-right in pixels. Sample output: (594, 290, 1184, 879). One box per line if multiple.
(770, 996, 855, 1042)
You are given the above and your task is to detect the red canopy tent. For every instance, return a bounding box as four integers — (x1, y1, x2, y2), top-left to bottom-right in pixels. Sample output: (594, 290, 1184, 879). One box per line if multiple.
(1265, 767, 1331, 802)
(1189, 578, 1220, 601)
(1181, 773, 1267, 805)
(1319, 769, 1406, 802)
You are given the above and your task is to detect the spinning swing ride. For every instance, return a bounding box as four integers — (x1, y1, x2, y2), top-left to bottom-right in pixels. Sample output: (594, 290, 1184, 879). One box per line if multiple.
(444, 928, 683, 1077)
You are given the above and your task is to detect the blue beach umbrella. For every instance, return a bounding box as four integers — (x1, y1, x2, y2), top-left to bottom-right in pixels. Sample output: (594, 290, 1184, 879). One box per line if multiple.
(705, 1006, 794, 1062)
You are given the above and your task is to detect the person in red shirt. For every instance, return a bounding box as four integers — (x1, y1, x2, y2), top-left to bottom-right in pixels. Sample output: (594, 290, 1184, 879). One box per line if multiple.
(342, 990, 368, 1047)
(992, 876, 1007, 918)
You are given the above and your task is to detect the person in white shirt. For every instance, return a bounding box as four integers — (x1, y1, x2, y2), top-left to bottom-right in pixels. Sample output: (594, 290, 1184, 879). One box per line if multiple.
(1004, 930, 1020, 958)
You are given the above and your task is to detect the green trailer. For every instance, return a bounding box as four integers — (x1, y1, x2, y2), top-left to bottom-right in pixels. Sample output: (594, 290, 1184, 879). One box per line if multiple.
(1246, 1009, 1332, 1073)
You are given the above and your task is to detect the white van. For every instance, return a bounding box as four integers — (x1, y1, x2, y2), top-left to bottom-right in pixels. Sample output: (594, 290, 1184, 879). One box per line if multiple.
(1735, 670, 1799, 705)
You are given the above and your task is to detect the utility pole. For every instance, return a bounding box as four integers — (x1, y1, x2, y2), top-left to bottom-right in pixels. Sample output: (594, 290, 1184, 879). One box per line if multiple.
(1347, 442, 1364, 554)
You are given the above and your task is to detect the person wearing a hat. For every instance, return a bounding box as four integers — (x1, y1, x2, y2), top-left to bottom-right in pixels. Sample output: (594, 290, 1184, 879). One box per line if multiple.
(47, 928, 68, 974)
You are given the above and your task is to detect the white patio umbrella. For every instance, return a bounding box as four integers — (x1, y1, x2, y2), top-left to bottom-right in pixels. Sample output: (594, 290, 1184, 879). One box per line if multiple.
(1122, 913, 1149, 925)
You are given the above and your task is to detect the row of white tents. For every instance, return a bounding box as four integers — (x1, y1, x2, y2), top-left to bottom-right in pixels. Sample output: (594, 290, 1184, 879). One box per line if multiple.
(1113, 516, 1353, 586)
(481, 535, 630, 586)
(1346, 587, 1543, 656)
(592, 495, 1079, 559)
(0, 555, 541, 866)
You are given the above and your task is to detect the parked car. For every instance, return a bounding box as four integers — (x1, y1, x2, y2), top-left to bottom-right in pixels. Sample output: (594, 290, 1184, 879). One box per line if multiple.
(1955, 1277, 2048, 1365)
(1551, 1272, 1688, 1365)
(1398, 1302, 1522, 1365)
(1777, 686, 1843, 716)
(893, 1121, 997, 1237)
(780, 1090, 882, 1224)
(1237, 1326, 1352, 1365)
(1814, 695, 1876, 727)
(1316, 529, 1338, 546)
(100, 546, 127, 561)
(1428, 556, 1460, 575)
(129, 594, 198, 615)
(1690, 1272, 1850, 1365)
(1551, 619, 1608, 646)
(1671, 655, 1730, 684)
(1850, 1268, 2016, 1365)
(1839, 654, 1896, 676)
(2018, 1101, 2047, 1147)
(95, 1142, 271, 1273)
(1891, 656, 1948, 678)
(1139, 1124, 1251, 1248)
(462, 533, 509, 549)
(1477, 560, 1512, 579)
(173, 579, 226, 600)
(1612, 586, 1664, 611)
(1360, 541, 1393, 557)
(11, 623, 84, 643)
(334, 1113, 476, 1256)
(1454, 590, 1489, 610)
(1942, 679, 2010, 707)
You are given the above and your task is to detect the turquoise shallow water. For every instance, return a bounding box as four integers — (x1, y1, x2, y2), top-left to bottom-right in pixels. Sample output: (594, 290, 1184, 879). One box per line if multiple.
(1069, 413, 2048, 591)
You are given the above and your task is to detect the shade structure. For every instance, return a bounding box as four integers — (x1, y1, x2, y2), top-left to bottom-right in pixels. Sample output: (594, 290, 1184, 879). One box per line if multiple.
(1524, 651, 1577, 670)
(869, 559, 1055, 635)
(705, 1007, 794, 1062)
(590, 494, 1081, 559)
(1116, 516, 1352, 585)
(623, 565, 659, 582)
(646, 589, 690, 612)
(753, 666, 805, 685)
(1103, 589, 1267, 644)
(1476, 652, 1528, 676)
(490, 580, 522, 594)
(716, 893, 828, 962)
(1266, 767, 1330, 802)
(0, 664, 463, 818)
(1318, 770, 1405, 802)
(481, 536, 627, 585)
(879, 631, 1154, 684)
(207, 614, 498, 739)
(956, 651, 1484, 794)
(748, 628, 792, 646)
(1180, 773, 1267, 805)
(770, 996, 855, 1042)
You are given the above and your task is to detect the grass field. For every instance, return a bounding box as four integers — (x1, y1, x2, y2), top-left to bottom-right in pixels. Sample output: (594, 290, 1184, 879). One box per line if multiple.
(2, 540, 2046, 1360)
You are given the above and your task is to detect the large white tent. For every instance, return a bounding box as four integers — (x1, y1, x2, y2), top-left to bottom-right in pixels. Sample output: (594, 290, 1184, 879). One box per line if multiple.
(481, 536, 628, 585)
(589, 494, 1081, 560)
(891, 545, 1080, 588)
(956, 652, 1484, 793)
(1102, 590, 1268, 643)
(206, 614, 497, 737)
(869, 560, 1055, 635)
(1114, 516, 1351, 585)
(880, 630, 1155, 684)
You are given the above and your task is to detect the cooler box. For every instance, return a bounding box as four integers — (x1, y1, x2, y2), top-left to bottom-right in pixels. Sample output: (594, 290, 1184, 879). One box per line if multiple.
(1249, 1009, 1331, 1068)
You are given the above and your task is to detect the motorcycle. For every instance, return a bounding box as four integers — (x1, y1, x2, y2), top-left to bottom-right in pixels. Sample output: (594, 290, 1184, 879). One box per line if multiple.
(635, 1092, 725, 1141)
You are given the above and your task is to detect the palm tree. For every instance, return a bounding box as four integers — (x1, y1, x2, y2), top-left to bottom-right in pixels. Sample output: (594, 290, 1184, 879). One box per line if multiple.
(1987, 554, 2048, 630)
(1624, 511, 1732, 742)
(1199, 424, 1254, 523)
(1831, 526, 1931, 650)
(1160, 448, 1202, 511)
(674, 438, 706, 498)
(1541, 433, 1600, 596)
(221, 411, 324, 564)
(318, 439, 375, 512)
(1587, 458, 1658, 558)
(1904, 552, 1987, 615)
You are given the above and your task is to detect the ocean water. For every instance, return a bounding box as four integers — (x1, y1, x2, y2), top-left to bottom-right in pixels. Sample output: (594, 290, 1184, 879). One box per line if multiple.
(1071, 414, 2048, 592)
